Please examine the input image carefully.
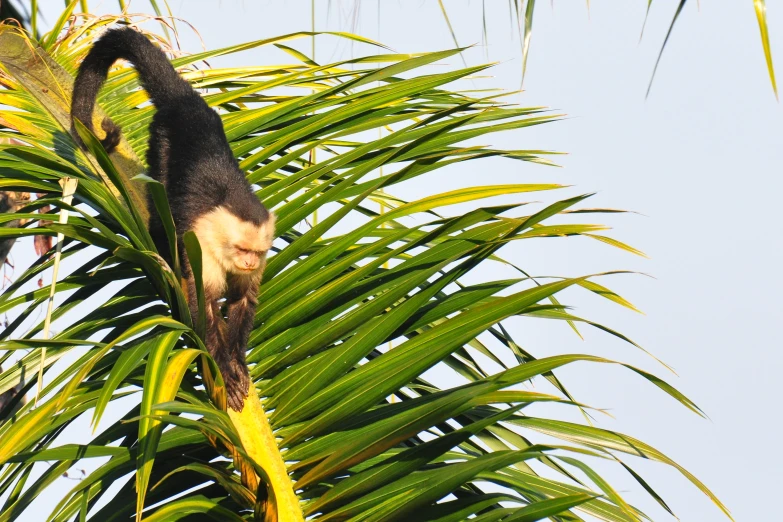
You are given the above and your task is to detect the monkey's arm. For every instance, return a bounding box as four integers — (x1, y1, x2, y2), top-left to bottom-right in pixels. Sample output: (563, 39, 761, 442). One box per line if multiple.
(224, 273, 261, 411)
(185, 273, 229, 366)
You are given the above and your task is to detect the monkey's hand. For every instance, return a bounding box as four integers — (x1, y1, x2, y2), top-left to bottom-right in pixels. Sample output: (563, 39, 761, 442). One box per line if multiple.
(224, 358, 250, 412)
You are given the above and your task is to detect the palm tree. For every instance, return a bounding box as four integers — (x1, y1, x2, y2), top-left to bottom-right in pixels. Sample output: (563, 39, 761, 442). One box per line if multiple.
(0, 7, 731, 522)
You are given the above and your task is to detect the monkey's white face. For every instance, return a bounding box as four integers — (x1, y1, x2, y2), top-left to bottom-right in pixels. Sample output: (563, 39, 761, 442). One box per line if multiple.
(192, 207, 275, 290)
(221, 213, 274, 273)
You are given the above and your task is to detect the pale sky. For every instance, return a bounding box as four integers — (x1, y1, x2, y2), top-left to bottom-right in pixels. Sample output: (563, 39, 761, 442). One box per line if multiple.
(15, 1, 783, 521)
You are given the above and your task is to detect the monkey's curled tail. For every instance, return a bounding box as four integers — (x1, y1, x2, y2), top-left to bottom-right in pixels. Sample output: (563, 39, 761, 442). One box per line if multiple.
(71, 27, 192, 152)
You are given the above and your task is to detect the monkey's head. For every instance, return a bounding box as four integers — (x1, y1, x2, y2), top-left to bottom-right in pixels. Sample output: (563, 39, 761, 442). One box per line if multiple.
(193, 206, 275, 276)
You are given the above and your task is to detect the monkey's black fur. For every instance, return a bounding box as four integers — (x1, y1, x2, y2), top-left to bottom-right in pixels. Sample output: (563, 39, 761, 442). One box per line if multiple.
(71, 28, 270, 234)
(71, 27, 270, 411)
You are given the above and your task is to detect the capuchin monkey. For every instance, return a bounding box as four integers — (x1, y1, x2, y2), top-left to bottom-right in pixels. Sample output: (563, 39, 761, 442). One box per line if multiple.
(71, 27, 275, 411)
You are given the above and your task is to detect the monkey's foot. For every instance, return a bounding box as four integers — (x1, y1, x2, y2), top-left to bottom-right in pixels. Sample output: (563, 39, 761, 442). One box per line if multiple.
(224, 360, 251, 412)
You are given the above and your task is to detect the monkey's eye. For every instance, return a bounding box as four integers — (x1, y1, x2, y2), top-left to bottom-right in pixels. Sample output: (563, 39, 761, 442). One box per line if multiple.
(236, 247, 265, 256)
